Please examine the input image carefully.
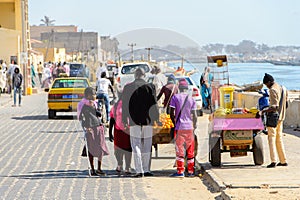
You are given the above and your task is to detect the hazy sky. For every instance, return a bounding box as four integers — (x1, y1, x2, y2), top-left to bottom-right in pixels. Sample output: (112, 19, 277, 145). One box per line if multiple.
(28, 0, 300, 47)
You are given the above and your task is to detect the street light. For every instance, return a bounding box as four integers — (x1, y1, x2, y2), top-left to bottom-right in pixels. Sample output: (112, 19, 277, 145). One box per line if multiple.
(145, 47, 153, 62)
(128, 43, 136, 62)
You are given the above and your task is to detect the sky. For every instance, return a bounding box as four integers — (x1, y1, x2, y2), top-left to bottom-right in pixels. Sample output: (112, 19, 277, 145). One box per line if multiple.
(28, 0, 300, 48)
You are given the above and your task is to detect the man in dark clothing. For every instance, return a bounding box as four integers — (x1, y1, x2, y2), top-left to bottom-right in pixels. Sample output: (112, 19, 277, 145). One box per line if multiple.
(122, 68, 159, 177)
(12, 67, 23, 107)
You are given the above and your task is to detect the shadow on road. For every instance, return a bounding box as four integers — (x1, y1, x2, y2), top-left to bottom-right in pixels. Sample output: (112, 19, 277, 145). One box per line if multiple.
(11, 115, 77, 120)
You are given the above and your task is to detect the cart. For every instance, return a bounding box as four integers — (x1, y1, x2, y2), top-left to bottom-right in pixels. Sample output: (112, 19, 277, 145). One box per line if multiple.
(152, 127, 173, 158)
(209, 113, 265, 167)
(207, 54, 265, 167)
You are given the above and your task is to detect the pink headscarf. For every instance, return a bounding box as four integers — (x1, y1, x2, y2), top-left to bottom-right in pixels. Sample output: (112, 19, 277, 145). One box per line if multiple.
(77, 98, 98, 119)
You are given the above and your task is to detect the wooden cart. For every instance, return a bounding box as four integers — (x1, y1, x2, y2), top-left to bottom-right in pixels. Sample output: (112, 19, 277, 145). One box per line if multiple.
(152, 127, 172, 158)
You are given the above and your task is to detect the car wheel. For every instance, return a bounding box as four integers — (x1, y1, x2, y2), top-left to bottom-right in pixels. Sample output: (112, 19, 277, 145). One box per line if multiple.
(48, 109, 56, 119)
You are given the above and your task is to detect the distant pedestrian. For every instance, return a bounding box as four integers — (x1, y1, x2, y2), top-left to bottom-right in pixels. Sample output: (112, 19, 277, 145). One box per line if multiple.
(6, 60, 17, 94)
(37, 62, 44, 85)
(77, 87, 109, 176)
(30, 63, 36, 88)
(170, 78, 197, 177)
(122, 68, 159, 177)
(109, 92, 132, 175)
(12, 67, 23, 107)
(259, 73, 288, 168)
(96, 62, 108, 80)
(157, 74, 179, 114)
(200, 66, 213, 109)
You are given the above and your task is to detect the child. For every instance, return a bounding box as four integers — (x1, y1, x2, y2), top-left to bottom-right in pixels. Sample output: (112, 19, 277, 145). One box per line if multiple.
(109, 92, 132, 175)
(77, 87, 109, 176)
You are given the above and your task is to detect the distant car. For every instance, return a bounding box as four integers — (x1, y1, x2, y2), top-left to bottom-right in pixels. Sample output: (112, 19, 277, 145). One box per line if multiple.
(47, 77, 91, 119)
(69, 63, 89, 78)
(148, 75, 203, 116)
(116, 62, 153, 94)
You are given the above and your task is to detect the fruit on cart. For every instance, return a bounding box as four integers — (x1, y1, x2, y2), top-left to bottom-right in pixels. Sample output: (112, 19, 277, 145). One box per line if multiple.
(159, 113, 174, 128)
(249, 107, 259, 114)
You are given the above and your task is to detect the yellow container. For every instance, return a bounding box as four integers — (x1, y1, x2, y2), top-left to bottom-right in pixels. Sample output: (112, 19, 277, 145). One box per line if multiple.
(219, 86, 234, 109)
(26, 87, 32, 95)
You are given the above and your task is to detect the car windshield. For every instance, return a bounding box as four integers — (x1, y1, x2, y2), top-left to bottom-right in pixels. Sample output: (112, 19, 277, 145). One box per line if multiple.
(52, 79, 89, 88)
(121, 64, 150, 74)
(70, 64, 84, 69)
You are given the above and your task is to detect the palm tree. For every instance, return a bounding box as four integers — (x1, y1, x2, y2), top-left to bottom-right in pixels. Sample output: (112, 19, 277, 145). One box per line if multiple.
(40, 16, 55, 26)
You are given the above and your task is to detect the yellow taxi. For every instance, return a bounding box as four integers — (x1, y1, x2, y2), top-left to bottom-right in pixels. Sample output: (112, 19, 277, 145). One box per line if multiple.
(47, 77, 91, 119)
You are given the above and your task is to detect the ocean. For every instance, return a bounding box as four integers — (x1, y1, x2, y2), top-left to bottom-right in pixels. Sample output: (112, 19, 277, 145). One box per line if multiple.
(168, 62, 300, 91)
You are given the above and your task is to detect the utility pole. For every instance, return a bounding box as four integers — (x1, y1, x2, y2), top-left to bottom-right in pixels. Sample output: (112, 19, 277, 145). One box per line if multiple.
(145, 47, 153, 62)
(128, 43, 136, 62)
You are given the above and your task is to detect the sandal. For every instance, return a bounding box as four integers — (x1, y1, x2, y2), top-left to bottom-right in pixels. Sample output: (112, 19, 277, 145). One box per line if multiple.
(116, 166, 122, 173)
(96, 170, 106, 176)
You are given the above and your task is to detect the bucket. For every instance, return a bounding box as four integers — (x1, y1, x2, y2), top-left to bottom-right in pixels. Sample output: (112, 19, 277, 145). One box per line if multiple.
(26, 87, 32, 95)
(219, 86, 234, 109)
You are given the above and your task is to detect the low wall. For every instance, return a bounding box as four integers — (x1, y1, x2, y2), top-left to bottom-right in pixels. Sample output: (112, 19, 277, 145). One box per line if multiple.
(233, 92, 300, 128)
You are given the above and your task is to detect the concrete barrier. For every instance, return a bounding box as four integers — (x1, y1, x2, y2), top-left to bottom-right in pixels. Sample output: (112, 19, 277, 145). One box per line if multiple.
(233, 91, 300, 128)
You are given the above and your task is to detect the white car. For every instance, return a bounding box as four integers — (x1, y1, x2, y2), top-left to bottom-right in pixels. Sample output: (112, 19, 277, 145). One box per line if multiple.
(148, 75, 203, 116)
(116, 62, 153, 94)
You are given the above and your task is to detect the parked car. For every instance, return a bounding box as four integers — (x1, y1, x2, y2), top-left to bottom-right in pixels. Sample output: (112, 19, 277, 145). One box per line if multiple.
(175, 76, 203, 116)
(47, 77, 91, 119)
(115, 62, 153, 94)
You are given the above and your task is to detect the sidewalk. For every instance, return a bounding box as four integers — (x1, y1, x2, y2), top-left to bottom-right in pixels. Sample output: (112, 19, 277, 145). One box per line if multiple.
(0, 93, 12, 107)
(197, 113, 300, 199)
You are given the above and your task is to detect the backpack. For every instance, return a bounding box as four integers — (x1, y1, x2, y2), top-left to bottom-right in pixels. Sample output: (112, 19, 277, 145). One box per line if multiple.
(14, 74, 22, 88)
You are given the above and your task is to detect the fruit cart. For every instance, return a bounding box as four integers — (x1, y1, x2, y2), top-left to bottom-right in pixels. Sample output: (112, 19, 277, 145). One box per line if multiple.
(208, 104, 265, 167)
(152, 113, 173, 158)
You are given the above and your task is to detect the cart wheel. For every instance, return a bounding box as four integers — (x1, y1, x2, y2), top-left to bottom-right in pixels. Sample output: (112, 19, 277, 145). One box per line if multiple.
(48, 109, 56, 119)
(253, 133, 264, 165)
(209, 136, 221, 167)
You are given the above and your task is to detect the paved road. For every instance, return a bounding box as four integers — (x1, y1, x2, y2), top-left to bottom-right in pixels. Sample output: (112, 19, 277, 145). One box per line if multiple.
(0, 92, 217, 199)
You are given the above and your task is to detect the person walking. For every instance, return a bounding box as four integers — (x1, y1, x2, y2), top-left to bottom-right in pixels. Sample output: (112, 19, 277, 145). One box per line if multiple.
(122, 68, 159, 178)
(12, 67, 23, 107)
(96, 62, 108, 80)
(37, 62, 43, 85)
(109, 92, 132, 175)
(157, 74, 179, 114)
(96, 72, 115, 123)
(77, 87, 109, 176)
(169, 78, 197, 177)
(30, 63, 36, 88)
(200, 66, 213, 109)
(259, 73, 288, 168)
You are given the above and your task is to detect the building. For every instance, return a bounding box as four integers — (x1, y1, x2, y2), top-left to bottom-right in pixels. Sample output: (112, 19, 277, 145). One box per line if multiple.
(0, 0, 32, 94)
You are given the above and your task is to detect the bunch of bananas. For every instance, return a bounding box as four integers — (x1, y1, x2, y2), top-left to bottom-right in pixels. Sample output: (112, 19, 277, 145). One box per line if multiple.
(214, 107, 232, 116)
(249, 107, 259, 114)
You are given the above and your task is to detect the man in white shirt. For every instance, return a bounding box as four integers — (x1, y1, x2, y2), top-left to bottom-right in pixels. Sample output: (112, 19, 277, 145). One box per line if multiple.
(96, 71, 115, 122)
(96, 62, 108, 80)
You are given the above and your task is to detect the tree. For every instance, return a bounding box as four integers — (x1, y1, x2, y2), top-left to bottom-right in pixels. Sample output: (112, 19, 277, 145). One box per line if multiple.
(40, 16, 55, 26)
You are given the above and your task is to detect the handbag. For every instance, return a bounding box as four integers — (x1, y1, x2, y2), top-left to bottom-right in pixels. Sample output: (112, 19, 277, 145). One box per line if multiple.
(266, 86, 284, 127)
(266, 112, 279, 127)
(170, 94, 189, 139)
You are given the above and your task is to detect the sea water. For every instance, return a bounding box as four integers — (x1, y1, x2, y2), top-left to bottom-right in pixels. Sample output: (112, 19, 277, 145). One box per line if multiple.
(168, 62, 300, 90)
